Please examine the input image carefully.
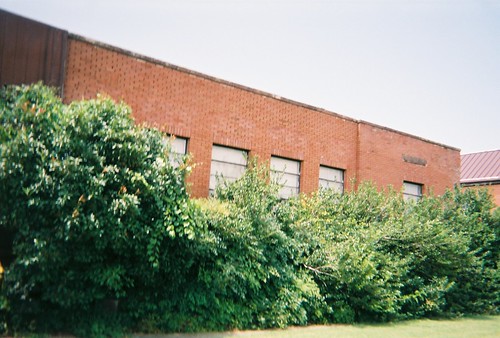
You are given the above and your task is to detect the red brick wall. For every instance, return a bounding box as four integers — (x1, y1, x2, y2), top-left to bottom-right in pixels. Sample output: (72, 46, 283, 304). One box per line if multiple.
(63, 36, 460, 198)
(357, 122, 461, 195)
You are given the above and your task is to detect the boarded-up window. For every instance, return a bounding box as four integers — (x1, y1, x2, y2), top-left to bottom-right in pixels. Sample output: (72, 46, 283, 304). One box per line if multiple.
(271, 156, 300, 199)
(319, 166, 344, 194)
(209, 145, 248, 195)
(403, 181, 423, 201)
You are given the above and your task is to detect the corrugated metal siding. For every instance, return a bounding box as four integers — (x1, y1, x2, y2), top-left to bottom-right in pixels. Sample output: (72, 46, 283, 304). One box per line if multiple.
(461, 150, 500, 183)
(0, 9, 68, 90)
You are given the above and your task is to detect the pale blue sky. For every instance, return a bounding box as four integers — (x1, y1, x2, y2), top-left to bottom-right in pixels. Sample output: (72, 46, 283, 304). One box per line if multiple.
(1, 0, 499, 154)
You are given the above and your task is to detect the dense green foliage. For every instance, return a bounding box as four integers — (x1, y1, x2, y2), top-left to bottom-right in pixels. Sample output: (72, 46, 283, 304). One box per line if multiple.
(0, 84, 195, 335)
(183, 165, 325, 330)
(288, 185, 498, 323)
(0, 84, 498, 336)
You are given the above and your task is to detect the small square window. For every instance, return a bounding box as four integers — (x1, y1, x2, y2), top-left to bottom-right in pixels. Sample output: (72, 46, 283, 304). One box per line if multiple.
(164, 136, 188, 167)
(209, 145, 248, 195)
(271, 156, 301, 199)
(319, 166, 344, 194)
(403, 181, 423, 201)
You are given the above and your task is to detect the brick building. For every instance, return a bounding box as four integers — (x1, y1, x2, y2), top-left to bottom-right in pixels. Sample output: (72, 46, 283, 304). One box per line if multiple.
(1, 10, 461, 199)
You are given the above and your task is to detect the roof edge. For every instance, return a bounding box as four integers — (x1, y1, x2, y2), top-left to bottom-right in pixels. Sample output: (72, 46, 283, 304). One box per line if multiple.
(359, 120, 461, 151)
(69, 33, 460, 152)
(69, 33, 359, 122)
(460, 177, 500, 184)
(0, 8, 67, 33)
(461, 149, 500, 156)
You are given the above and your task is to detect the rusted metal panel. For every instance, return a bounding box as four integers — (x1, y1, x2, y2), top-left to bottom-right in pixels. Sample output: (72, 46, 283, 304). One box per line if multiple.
(0, 9, 68, 90)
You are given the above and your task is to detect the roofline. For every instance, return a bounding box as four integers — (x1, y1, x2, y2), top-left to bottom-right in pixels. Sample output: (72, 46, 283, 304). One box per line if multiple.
(69, 33, 461, 152)
(358, 119, 460, 151)
(460, 178, 500, 184)
(461, 149, 500, 156)
(0, 9, 463, 152)
(68, 34, 360, 122)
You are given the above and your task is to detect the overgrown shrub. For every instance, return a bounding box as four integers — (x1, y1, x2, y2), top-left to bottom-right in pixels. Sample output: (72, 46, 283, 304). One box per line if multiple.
(441, 187, 499, 314)
(289, 184, 498, 322)
(1, 83, 497, 336)
(0, 84, 194, 335)
(141, 161, 327, 332)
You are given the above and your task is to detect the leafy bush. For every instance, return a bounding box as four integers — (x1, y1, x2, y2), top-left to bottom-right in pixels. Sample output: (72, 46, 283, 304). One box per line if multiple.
(143, 161, 326, 332)
(289, 184, 498, 322)
(441, 187, 499, 314)
(0, 84, 194, 335)
(1, 83, 497, 336)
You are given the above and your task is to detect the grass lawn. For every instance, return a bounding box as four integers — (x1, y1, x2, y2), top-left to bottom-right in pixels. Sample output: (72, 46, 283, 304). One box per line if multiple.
(134, 316, 500, 338)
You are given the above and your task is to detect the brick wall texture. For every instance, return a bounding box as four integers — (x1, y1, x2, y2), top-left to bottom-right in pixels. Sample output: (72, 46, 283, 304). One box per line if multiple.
(63, 36, 460, 198)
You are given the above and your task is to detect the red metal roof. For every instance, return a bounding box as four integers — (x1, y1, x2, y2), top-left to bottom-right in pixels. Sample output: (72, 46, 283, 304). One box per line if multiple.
(461, 150, 500, 184)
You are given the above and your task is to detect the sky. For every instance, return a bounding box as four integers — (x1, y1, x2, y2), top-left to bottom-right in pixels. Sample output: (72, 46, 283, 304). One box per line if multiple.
(1, 0, 499, 154)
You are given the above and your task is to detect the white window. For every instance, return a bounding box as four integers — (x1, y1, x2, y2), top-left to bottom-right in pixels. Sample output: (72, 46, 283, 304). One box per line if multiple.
(209, 145, 248, 195)
(319, 166, 344, 194)
(165, 136, 188, 167)
(403, 181, 423, 201)
(271, 156, 301, 199)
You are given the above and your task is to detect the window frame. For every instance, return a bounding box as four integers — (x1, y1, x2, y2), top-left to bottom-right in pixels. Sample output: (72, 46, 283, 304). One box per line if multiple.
(164, 135, 188, 167)
(403, 181, 423, 201)
(209, 144, 248, 195)
(319, 165, 345, 194)
(270, 155, 301, 199)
